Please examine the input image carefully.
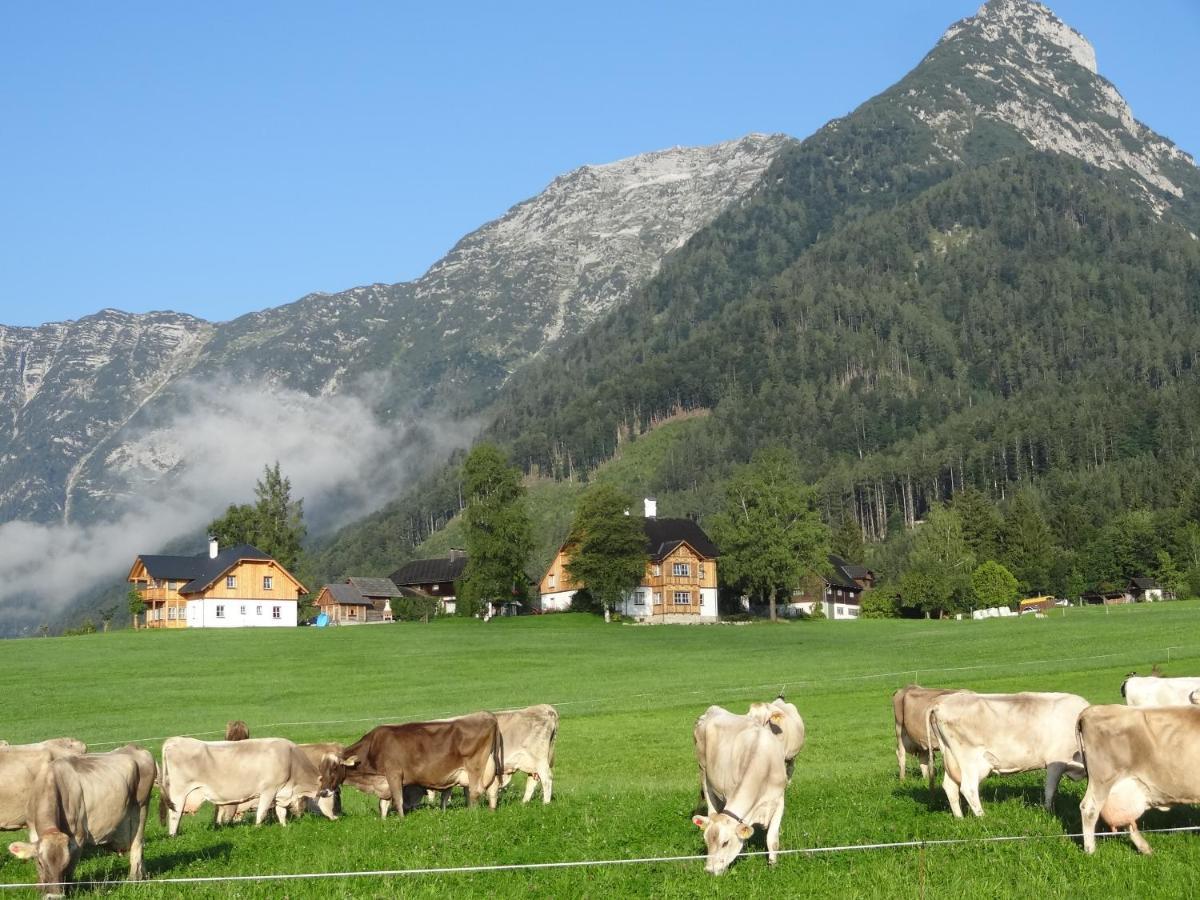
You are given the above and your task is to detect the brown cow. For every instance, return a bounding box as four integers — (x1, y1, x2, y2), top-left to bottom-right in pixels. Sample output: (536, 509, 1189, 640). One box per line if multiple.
(0, 740, 88, 833)
(1078, 704, 1200, 854)
(224, 721, 250, 741)
(340, 712, 503, 816)
(7, 744, 156, 898)
(892, 685, 962, 780)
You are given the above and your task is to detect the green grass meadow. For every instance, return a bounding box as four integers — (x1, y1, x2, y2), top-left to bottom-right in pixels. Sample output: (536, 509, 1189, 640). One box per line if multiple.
(4, 604, 1200, 897)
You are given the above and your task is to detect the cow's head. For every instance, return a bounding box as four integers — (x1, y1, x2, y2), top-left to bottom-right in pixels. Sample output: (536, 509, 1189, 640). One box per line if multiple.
(314, 753, 358, 820)
(693, 812, 752, 875)
(747, 703, 785, 735)
(9, 828, 76, 898)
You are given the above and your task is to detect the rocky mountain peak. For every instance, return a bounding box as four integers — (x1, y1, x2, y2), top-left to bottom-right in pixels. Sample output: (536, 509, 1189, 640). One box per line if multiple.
(942, 0, 1096, 74)
(909, 0, 1195, 217)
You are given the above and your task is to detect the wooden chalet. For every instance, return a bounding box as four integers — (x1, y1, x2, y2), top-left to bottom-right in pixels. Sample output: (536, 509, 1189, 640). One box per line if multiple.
(314, 577, 401, 624)
(128, 538, 306, 629)
(787, 554, 876, 620)
(389, 549, 468, 615)
(539, 499, 720, 623)
(1128, 577, 1169, 602)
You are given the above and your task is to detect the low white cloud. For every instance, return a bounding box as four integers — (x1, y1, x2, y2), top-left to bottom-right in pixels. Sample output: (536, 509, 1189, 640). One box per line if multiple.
(0, 376, 477, 631)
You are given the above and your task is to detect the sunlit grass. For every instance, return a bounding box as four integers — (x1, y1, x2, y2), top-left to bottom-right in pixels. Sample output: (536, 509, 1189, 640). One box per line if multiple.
(2, 604, 1200, 896)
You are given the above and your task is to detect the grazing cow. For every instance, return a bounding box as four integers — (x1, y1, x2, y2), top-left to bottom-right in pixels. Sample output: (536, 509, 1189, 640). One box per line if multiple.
(1078, 704, 1200, 854)
(496, 705, 559, 804)
(224, 720, 250, 741)
(7, 744, 156, 898)
(1121, 674, 1200, 707)
(692, 705, 789, 875)
(341, 712, 503, 816)
(892, 685, 963, 780)
(159, 737, 340, 835)
(747, 696, 805, 779)
(0, 740, 88, 832)
(927, 691, 1089, 817)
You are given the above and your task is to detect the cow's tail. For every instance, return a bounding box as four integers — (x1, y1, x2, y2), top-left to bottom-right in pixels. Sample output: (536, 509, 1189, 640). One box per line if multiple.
(157, 749, 172, 826)
(926, 706, 939, 795)
(1075, 711, 1089, 774)
(493, 724, 505, 786)
(1120, 672, 1136, 699)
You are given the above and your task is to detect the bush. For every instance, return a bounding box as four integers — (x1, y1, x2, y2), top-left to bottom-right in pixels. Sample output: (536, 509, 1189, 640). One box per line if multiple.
(393, 595, 440, 621)
(860, 587, 900, 619)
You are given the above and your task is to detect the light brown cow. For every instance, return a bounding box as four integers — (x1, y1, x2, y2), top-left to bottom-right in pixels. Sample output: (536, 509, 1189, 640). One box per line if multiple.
(747, 696, 805, 780)
(1121, 675, 1200, 707)
(692, 705, 789, 875)
(1078, 704, 1200, 854)
(0, 740, 88, 833)
(892, 685, 962, 780)
(928, 691, 1089, 817)
(340, 712, 503, 816)
(159, 737, 340, 835)
(7, 744, 156, 898)
(496, 705, 558, 804)
(213, 721, 253, 825)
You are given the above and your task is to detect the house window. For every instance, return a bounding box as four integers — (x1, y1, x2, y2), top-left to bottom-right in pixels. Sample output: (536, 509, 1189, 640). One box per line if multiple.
(699, 563, 705, 580)
(653, 592, 662, 605)
(272, 606, 281, 619)
(633, 591, 646, 606)
(168, 607, 176, 620)
(548, 573, 556, 587)
(226, 575, 236, 590)
(215, 605, 225, 619)
(673, 562, 690, 577)
(256, 605, 263, 615)
(240, 605, 246, 615)
(349, 607, 358, 618)
(263, 576, 273, 591)
(651, 564, 661, 577)
(673, 591, 691, 606)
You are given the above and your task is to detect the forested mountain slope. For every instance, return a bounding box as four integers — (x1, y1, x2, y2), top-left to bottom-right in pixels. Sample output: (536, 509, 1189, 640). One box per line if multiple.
(307, 0, 1200, 589)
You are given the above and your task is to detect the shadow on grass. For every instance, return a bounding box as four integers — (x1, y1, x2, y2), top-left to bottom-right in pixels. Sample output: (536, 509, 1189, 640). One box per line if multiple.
(146, 840, 235, 874)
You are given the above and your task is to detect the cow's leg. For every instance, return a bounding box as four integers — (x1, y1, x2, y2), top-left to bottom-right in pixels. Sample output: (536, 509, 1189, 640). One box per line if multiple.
(379, 797, 391, 818)
(941, 773, 964, 818)
(521, 772, 538, 804)
(897, 730, 907, 780)
(486, 772, 500, 810)
(538, 763, 553, 804)
(960, 766, 986, 818)
(1044, 762, 1068, 812)
(1079, 784, 1103, 854)
(167, 791, 186, 837)
(275, 802, 288, 826)
(128, 809, 147, 881)
(386, 774, 407, 819)
(766, 802, 784, 865)
(1128, 820, 1153, 855)
(253, 793, 275, 826)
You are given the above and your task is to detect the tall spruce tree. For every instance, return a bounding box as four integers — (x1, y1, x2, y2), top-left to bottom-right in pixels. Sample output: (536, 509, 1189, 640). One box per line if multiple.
(458, 444, 533, 617)
(564, 484, 647, 618)
(207, 462, 306, 573)
(710, 447, 829, 621)
(830, 514, 865, 564)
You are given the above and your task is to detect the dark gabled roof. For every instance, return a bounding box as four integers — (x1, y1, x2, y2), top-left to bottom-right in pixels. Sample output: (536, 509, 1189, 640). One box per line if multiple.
(390, 555, 468, 587)
(642, 518, 719, 560)
(322, 583, 372, 606)
(176, 544, 276, 594)
(1130, 577, 1160, 590)
(347, 576, 402, 598)
(826, 554, 873, 591)
(137, 544, 278, 594)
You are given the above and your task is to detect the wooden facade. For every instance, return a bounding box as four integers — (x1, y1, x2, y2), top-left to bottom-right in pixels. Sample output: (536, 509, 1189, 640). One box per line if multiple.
(128, 545, 306, 629)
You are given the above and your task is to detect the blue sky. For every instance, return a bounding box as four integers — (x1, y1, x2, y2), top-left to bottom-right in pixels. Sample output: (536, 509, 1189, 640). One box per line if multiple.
(2, 1, 1196, 327)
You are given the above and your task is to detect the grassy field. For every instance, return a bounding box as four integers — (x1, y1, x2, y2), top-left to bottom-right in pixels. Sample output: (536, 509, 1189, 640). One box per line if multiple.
(4, 604, 1200, 897)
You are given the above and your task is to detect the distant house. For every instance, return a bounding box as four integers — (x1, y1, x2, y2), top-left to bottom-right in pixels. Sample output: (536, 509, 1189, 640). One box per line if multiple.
(787, 554, 877, 620)
(389, 549, 468, 615)
(128, 538, 306, 628)
(314, 576, 402, 624)
(1128, 577, 1168, 602)
(539, 499, 720, 623)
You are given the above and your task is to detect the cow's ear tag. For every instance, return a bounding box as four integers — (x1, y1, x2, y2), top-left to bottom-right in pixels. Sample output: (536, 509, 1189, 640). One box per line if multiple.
(692, 815, 708, 829)
(8, 842, 35, 859)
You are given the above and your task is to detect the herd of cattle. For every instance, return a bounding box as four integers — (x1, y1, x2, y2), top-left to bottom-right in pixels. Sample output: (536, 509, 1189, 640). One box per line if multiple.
(1, 705, 557, 896)
(6, 674, 1200, 892)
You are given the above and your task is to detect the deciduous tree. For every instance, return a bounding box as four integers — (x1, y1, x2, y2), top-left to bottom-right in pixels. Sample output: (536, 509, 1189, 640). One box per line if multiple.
(565, 485, 647, 618)
(711, 447, 829, 621)
(458, 444, 533, 617)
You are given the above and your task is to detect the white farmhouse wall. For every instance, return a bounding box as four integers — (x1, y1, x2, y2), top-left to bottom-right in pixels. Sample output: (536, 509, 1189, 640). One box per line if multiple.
(540, 590, 577, 612)
(185, 598, 297, 628)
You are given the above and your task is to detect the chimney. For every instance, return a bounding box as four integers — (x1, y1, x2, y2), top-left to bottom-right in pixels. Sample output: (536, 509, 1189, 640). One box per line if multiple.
(208, 535, 219, 559)
(644, 497, 657, 519)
